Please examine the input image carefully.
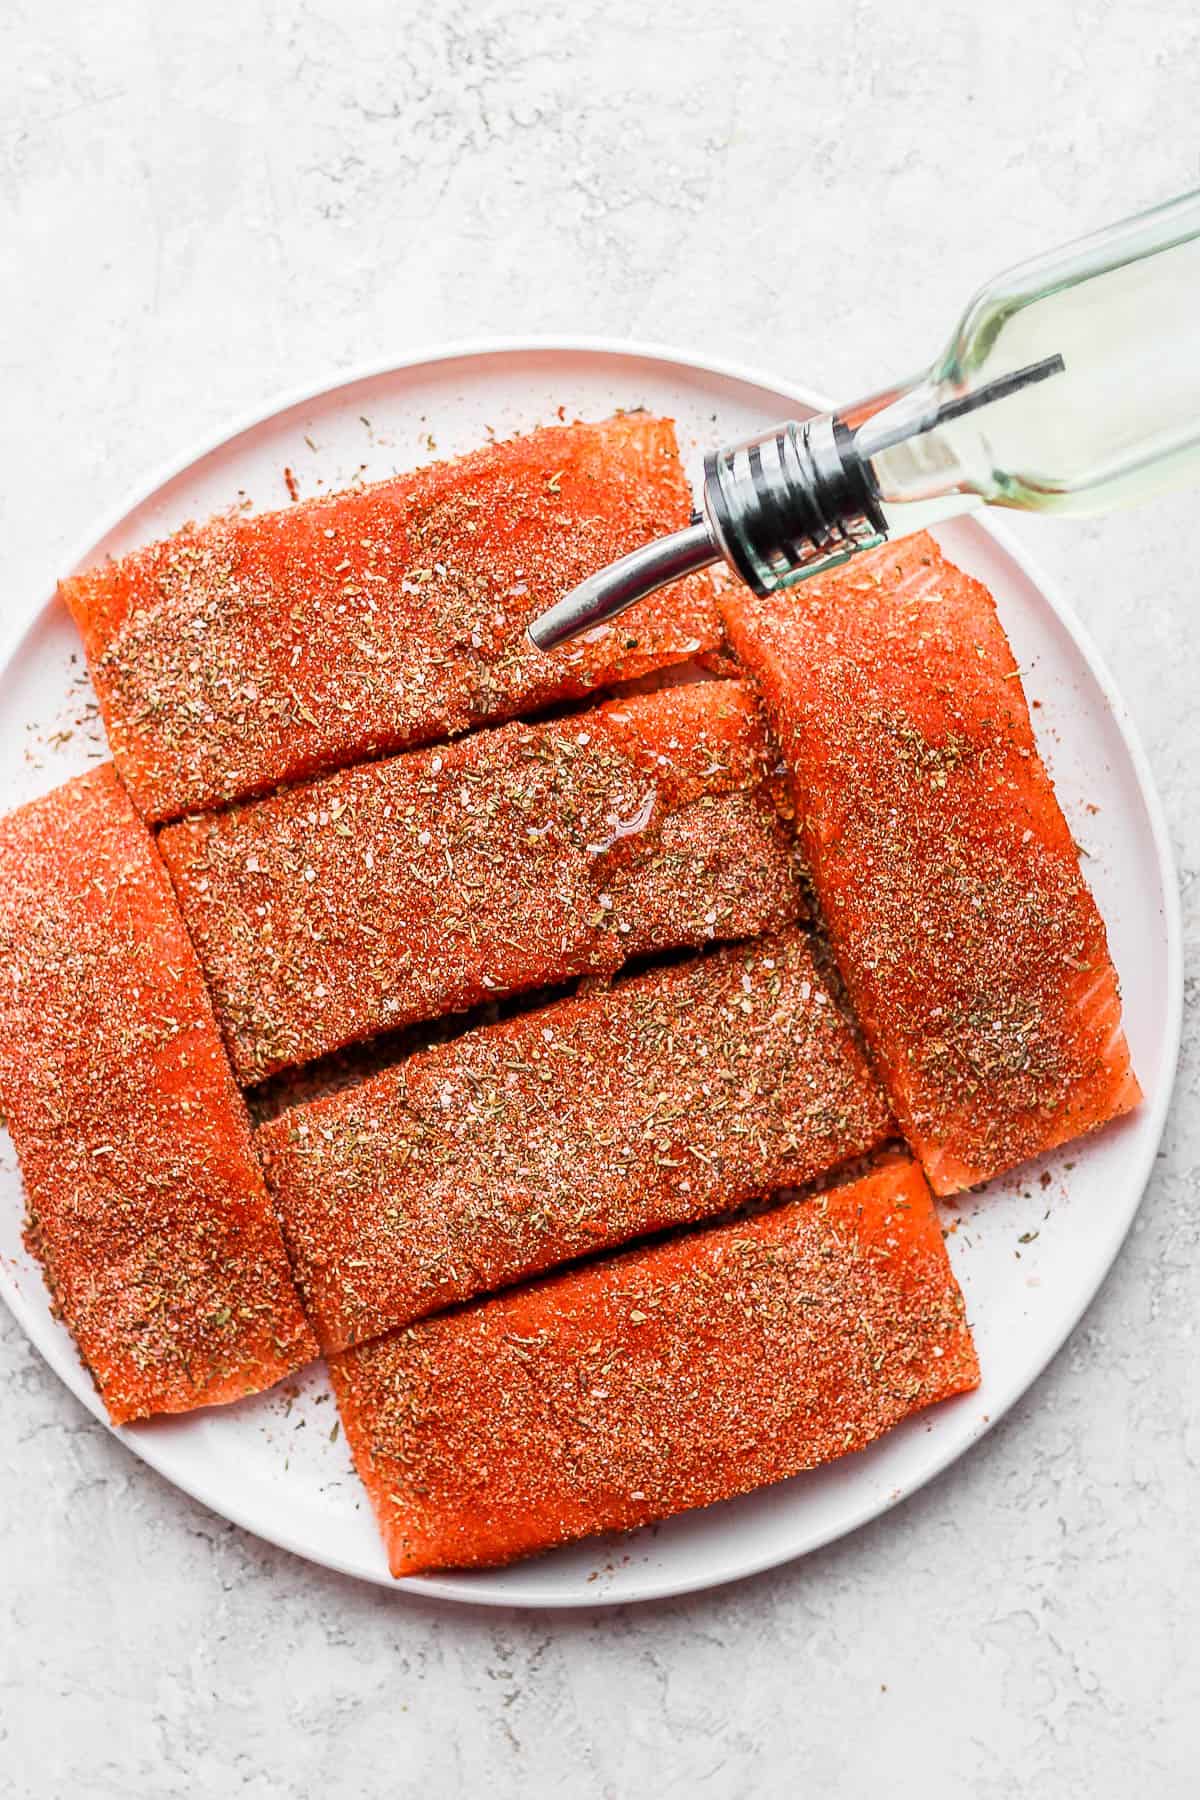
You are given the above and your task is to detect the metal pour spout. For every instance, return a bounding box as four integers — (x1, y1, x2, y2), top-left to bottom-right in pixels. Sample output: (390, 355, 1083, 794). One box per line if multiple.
(526, 517, 720, 652)
(527, 413, 888, 654)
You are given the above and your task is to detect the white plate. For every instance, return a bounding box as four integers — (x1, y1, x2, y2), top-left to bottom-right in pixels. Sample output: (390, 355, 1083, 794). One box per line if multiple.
(0, 343, 1182, 1607)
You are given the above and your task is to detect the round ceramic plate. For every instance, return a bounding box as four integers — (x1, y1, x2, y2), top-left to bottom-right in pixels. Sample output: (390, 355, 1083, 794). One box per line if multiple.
(0, 343, 1182, 1607)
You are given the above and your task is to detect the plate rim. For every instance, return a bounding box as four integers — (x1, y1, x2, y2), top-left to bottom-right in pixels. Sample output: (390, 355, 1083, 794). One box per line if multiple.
(0, 336, 1184, 1609)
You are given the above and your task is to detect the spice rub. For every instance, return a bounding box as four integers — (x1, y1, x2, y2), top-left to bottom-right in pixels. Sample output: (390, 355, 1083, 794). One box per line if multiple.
(330, 1153, 978, 1576)
(722, 534, 1141, 1194)
(62, 414, 722, 822)
(0, 767, 316, 1424)
(258, 929, 892, 1350)
(159, 680, 802, 1085)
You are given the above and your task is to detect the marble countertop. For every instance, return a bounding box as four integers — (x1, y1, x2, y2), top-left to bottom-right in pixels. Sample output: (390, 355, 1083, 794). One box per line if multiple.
(2, 3, 1197, 1794)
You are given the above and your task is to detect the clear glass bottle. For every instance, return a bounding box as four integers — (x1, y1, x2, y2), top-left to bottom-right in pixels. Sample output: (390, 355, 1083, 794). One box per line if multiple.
(529, 189, 1200, 650)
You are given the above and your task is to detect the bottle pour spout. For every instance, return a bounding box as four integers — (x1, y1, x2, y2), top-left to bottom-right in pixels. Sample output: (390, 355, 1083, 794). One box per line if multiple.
(527, 413, 888, 652)
(526, 517, 720, 652)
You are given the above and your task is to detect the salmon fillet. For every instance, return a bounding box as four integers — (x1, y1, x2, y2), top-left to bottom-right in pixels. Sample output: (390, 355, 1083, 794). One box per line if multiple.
(722, 534, 1141, 1195)
(62, 414, 721, 822)
(159, 680, 802, 1084)
(330, 1153, 979, 1576)
(0, 768, 317, 1424)
(258, 929, 892, 1350)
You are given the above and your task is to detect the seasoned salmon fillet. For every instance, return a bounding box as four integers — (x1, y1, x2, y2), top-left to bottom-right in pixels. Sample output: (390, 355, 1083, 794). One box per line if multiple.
(159, 681, 802, 1084)
(258, 929, 892, 1350)
(330, 1153, 978, 1576)
(62, 414, 721, 821)
(0, 768, 317, 1424)
(722, 534, 1141, 1194)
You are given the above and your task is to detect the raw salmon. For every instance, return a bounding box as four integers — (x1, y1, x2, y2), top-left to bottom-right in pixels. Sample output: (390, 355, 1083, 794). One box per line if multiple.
(722, 534, 1141, 1194)
(330, 1153, 979, 1576)
(159, 680, 802, 1084)
(0, 767, 317, 1424)
(258, 929, 892, 1350)
(62, 415, 721, 822)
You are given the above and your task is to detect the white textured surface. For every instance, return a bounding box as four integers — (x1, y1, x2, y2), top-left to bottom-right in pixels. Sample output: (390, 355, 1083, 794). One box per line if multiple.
(1, 3, 1197, 1794)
